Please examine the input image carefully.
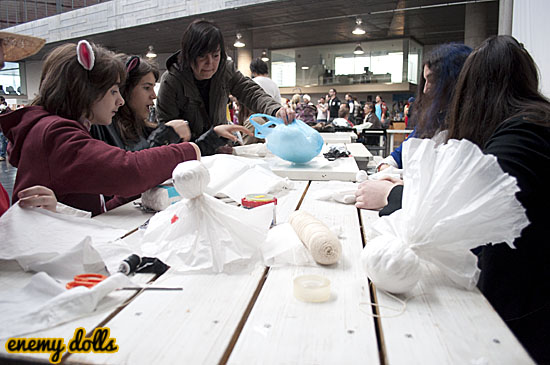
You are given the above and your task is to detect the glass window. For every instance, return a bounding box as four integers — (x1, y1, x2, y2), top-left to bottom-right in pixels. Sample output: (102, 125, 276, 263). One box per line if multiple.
(269, 38, 419, 88)
(0, 62, 25, 96)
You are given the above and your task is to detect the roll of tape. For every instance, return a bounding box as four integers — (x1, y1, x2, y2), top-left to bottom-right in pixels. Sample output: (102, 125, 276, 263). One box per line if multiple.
(293, 275, 331, 303)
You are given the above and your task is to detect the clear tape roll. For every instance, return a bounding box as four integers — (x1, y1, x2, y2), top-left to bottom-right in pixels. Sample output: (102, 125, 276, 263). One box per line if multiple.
(293, 275, 331, 303)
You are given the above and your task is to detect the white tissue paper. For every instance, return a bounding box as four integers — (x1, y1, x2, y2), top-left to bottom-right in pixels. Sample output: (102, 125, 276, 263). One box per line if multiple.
(310, 180, 357, 204)
(140, 160, 274, 273)
(0, 272, 132, 339)
(202, 154, 293, 203)
(0, 203, 131, 276)
(362, 138, 529, 293)
(232, 143, 269, 157)
(368, 165, 403, 181)
(261, 223, 315, 267)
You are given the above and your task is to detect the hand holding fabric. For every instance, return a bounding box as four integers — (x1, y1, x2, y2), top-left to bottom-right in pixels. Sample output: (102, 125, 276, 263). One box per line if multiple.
(17, 185, 57, 212)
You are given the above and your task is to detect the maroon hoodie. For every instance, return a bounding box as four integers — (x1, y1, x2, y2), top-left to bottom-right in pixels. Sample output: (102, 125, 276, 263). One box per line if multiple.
(0, 106, 197, 216)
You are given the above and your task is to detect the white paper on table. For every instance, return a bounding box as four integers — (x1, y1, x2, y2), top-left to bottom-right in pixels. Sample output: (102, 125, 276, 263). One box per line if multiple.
(261, 223, 315, 267)
(140, 194, 274, 273)
(0, 203, 131, 276)
(0, 272, 133, 339)
(202, 154, 293, 202)
(309, 180, 357, 204)
(232, 143, 269, 157)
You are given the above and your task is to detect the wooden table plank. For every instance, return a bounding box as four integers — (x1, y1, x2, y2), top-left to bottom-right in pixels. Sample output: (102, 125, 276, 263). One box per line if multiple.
(68, 182, 309, 364)
(228, 181, 380, 364)
(359, 209, 534, 365)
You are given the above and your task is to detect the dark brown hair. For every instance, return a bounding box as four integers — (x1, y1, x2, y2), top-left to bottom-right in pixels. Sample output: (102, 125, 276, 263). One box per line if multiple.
(114, 55, 159, 143)
(447, 35, 550, 147)
(179, 19, 227, 74)
(33, 42, 125, 121)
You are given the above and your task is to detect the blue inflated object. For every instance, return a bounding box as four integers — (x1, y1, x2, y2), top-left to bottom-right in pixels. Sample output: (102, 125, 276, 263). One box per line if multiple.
(249, 114, 324, 164)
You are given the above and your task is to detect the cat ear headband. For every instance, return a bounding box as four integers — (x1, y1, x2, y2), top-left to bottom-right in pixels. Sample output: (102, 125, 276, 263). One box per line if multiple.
(76, 40, 95, 71)
(126, 55, 140, 74)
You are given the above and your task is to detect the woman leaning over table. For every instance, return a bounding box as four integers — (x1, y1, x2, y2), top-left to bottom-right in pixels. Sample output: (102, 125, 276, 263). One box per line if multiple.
(356, 35, 550, 363)
(156, 19, 295, 156)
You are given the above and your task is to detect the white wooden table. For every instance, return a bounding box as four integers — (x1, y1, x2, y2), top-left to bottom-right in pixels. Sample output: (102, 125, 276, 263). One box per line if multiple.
(320, 131, 357, 144)
(0, 181, 534, 364)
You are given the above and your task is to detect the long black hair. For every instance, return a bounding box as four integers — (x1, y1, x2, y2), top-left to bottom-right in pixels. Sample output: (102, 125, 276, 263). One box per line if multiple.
(447, 35, 550, 147)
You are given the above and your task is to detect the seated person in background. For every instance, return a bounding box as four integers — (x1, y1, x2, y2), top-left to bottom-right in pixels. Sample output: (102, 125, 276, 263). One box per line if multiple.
(92, 55, 248, 152)
(0, 41, 201, 216)
(296, 94, 317, 125)
(156, 19, 294, 156)
(355, 102, 382, 131)
(377, 43, 472, 171)
(312, 104, 352, 131)
(356, 35, 550, 363)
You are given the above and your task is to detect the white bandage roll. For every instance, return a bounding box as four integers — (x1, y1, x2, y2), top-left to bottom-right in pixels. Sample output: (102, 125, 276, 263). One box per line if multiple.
(288, 210, 342, 265)
(141, 185, 182, 211)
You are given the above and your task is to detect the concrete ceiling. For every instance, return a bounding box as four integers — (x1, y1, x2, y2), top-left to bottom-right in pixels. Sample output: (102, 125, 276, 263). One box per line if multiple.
(26, 0, 499, 61)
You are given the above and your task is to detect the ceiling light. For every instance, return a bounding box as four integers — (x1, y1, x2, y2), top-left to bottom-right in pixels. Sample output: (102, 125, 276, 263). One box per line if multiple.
(301, 66, 309, 70)
(352, 18, 366, 35)
(261, 50, 269, 62)
(234, 33, 245, 48)
(353, 44, 364, 55)
(146, 45, 157, 58)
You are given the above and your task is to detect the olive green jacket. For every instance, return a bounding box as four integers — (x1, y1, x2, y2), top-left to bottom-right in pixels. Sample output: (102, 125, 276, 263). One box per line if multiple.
(157, 52, 281, 142)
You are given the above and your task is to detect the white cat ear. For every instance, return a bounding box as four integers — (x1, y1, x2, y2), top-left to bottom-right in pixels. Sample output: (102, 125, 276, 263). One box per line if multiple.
(76, 40, 95, 71)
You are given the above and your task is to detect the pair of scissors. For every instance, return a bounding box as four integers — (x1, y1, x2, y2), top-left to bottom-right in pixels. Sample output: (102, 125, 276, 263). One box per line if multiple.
(66, 274, 107, 289)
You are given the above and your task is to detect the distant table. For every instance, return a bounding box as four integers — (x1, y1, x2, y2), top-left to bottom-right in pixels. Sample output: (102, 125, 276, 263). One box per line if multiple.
(320, 131, 357, 144)
(386, 129, 414, 156)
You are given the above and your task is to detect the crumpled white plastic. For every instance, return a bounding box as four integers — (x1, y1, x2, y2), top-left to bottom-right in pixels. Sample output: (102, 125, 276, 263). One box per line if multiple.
(140, 160, 274, 273)
(362, 138, 529, 293)
(0, 203, 131, 276)
(202, 154, 293, 203)
(0, 272, 132, 339)
(309, 180, 357, 204)
(261, 223, 316, 267)
(232, 143, 270, 157)
(368, 166, 403, 181)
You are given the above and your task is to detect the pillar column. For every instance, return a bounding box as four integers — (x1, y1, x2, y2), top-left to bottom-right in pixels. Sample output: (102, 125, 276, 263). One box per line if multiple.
(235, 30, 252, 77)
(498, 0, 514, 35)
(464, 3, 488, 48)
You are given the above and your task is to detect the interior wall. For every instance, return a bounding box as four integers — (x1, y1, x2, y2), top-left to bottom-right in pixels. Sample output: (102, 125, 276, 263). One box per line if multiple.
(513, 0, 550, 97)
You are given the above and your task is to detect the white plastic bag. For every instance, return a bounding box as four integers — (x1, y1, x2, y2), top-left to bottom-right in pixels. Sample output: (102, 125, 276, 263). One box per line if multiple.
(0, 203, 130, 276)
(362, 138, 529, 293)
(140, 160, 274, 273)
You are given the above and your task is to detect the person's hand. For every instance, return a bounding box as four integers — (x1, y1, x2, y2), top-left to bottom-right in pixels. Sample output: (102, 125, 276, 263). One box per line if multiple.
(276, 106, 296, 125)
(354, 177, 403, 210)
(17, 185, 57, 212)
(166, 119, 191, 142)
(213, 124, 253, 143)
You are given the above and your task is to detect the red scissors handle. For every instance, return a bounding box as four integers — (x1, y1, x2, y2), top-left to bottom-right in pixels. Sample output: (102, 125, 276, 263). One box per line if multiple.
(66, 273, 107, 289)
